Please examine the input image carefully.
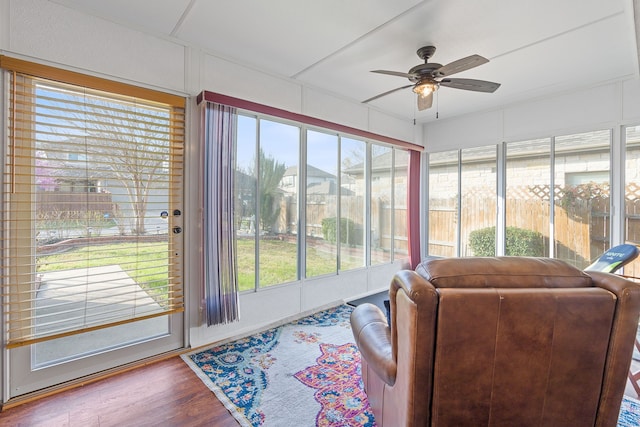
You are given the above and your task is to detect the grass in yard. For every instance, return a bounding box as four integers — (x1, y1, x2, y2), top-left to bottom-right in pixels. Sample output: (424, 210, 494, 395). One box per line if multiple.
(258, 239, 298, 286)
(37, 242, 169, 295)
(38, 238, 366, 297)
(237, 239, 298, 290)
(237, 237, 366, 290)
(236, 238, 256, 291)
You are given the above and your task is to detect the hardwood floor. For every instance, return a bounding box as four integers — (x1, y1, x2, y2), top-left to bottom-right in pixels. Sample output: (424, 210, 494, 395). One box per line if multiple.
(0, 357, 239, 427)
(2, 351, 637, 426)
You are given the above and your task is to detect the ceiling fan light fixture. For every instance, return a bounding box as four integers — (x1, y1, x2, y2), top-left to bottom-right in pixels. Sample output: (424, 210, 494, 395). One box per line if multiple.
(364, 46, 500, 110)
(413, 81, 438, 96)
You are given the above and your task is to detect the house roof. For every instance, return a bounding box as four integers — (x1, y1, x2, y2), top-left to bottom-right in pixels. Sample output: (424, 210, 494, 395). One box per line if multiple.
(283, 164, 336, 179)
(344, 150, 409, 175)
(307, 181, 355, 196)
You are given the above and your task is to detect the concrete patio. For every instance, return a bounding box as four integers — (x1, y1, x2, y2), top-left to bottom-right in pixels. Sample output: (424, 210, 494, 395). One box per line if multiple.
(34, 265, 168, 367)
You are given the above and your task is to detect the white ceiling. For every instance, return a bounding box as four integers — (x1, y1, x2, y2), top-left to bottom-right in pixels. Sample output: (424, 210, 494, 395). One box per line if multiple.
(49, 0, 640, 123)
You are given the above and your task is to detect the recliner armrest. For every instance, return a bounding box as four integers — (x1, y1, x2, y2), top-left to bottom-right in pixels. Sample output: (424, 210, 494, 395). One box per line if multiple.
(585, 270, 640, 427)
(351, 303, 397, 386)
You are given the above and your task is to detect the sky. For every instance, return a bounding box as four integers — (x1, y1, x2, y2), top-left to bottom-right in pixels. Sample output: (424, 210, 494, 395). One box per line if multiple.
(236, 114, 367, 176)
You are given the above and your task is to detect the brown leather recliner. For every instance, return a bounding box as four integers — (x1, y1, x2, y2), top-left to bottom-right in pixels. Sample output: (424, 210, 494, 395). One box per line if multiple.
(350, 257, 640, 427)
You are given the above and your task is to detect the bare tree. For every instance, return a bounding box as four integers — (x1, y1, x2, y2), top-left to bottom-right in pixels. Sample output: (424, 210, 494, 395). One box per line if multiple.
(52, 89, 172, 235)
(85, 108, 170, 235)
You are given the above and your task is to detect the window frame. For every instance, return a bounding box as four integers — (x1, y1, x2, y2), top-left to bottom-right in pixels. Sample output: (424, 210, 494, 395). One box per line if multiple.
(201, 91, 421, 291)
(427, 129, 613, 268)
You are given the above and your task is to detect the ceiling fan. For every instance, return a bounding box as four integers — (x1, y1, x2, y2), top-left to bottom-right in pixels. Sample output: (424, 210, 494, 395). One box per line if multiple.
(363, 45, 501, 111)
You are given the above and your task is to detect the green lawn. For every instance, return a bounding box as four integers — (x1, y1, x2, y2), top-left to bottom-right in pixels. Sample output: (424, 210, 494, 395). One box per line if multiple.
(236, 238, 364, 291)
(37, 238, 365, 295)
(37, 242, 169, 296)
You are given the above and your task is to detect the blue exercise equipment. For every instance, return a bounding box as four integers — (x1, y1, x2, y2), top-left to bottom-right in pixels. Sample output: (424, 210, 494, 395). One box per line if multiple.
(584, 244, 640, 273)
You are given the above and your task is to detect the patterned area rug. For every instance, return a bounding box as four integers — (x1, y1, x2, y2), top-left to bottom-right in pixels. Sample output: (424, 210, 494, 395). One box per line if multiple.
(182, 304, 374, 426)
(619, 395, 640, 427)
(183, 304, 639, 427)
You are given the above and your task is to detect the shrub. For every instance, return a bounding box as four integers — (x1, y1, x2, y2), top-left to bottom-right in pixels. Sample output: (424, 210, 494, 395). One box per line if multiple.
(468, 226, 496, 256)
(321, 217, 362, 245)
(468, 226, 545, 257)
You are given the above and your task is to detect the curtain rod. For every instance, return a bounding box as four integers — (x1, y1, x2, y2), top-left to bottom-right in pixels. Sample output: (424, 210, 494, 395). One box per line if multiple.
(197, 91, 424, 152)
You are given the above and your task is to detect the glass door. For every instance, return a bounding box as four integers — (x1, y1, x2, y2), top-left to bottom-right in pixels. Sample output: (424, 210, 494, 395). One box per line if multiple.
(3, 67, 185, 398)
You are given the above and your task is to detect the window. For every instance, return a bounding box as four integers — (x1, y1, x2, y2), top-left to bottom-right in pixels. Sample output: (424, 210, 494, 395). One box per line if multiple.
(370, 144, 393, 264)
(505, 138, 551, 257)
(1, 57, 185, 348)
(427, 150, 459, 257)
(306, 130, 338, 277)
(427, 146, 497, 257)
(624, 125, 640, 277)
(235, 115, 305, 289)
(393, 149, 409, 257)
(340, 138, 366, 270)
(427, 130, 611, 266)
(461, 145, 497, 256)
(257, 120, 300, 287)
(199, 91, 419, 290)
(554, 130, 610, 268)
(235, 115, 258, 291)
(229, 116, 412, 290)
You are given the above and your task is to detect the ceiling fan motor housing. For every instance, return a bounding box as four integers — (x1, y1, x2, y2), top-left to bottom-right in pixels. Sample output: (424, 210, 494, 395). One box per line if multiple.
(408, 63, 443, 82)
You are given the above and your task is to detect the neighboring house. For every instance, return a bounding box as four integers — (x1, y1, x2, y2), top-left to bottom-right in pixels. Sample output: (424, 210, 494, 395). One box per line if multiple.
(36, 138, 170, 235)
(344, 149, 408, 206)
(306, 181, 354, 197)
(429, 131, 613, 197)
(280, 164, 337, 195)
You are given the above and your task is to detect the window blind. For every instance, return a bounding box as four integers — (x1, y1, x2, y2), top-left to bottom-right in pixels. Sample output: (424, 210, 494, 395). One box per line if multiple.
(1, 57, 185, 348)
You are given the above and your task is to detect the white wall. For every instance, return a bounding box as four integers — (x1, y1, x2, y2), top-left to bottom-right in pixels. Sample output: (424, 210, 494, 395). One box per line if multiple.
(425, 79, 640, 151)
(1, 0, 414, 350)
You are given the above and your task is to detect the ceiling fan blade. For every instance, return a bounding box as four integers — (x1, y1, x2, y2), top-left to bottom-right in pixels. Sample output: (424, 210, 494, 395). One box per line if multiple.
(417, 92, 433, 111)
(439, 78, 501, 93)
(362, 84, 413, 103)
(434, 55, 489, 77)
(371, 70, 417, 79)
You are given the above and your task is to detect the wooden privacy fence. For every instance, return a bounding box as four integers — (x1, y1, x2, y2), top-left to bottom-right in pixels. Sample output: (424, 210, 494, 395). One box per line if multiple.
(274, 194, 408, 253)
(428, 184, 615, 268)
(264, 183, 640, 269)
(278, 195, 366, 240)
(36, 191, 116, 217)
(378, 203, 407, 254)
(428, 198, 457, 257)
(623, 191, 640, 277)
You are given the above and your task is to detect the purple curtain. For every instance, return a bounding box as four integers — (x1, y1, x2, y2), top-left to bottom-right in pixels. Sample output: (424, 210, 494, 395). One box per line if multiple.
(202, 102, 239, 325)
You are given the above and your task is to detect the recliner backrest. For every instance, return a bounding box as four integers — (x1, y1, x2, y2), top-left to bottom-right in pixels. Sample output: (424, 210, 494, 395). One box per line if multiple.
(412, 256, 640, 427)
(432, 285, 615, 425)
(416, 256, 592, 288)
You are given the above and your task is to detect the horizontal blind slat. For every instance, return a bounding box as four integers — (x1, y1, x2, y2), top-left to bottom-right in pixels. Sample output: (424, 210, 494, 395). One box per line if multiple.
(3, 64, 184, 347)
